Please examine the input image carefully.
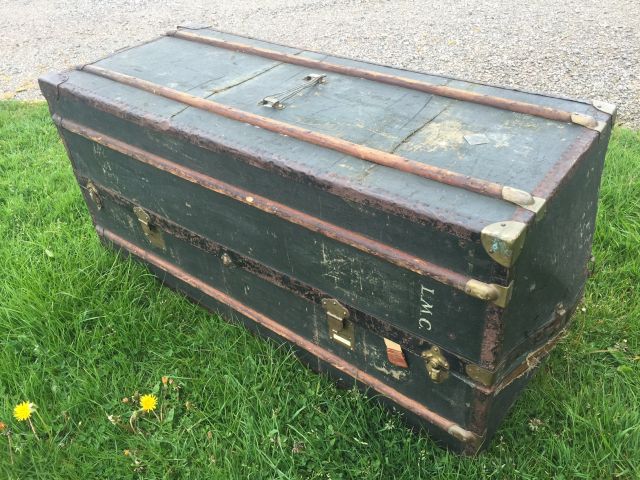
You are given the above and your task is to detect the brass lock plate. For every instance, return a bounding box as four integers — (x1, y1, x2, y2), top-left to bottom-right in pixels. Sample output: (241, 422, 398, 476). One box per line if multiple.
(133, 206, 166, 250)
(321, 298, 354, 350)
(422, 346, 450, 383)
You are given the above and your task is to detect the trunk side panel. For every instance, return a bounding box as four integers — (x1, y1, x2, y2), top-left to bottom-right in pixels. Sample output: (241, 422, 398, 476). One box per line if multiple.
(62, 127, 491, 361)
(87, 189, 479, 430)
(499, 127, 609, 366)
(51, 92, 498, 282)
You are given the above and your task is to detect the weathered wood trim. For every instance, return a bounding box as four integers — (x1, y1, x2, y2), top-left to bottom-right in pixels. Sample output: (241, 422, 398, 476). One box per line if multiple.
(78, 63, 542, 210)
(493, 326, 567, 395)
(98, 225, 482, 448)
(50, 79, 483, 237)
(55, 114, 511, 306)
(167, 29, 576, 124)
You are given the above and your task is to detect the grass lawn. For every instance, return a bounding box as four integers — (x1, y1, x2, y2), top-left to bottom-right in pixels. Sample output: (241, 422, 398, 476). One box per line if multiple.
(0, 101, 638, 479)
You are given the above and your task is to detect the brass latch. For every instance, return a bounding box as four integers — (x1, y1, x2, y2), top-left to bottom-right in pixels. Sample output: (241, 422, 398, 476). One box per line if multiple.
(221, 253, 233, 267)
(321, 298, 354, 350)
(86, 182, 102, 210)
(133, 206, 166, 250)
(422, 346, 449, 383)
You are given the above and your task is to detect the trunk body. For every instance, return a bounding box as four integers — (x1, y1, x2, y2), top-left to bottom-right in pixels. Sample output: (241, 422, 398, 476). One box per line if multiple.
(40, 27, 614, 454)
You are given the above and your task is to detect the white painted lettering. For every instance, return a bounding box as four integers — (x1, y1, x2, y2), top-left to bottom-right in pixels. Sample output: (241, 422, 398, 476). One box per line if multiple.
(418, 285, 435, 330)
(419, 318, 432, 330)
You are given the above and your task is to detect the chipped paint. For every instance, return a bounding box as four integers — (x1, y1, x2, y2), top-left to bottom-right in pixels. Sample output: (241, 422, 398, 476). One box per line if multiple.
(416, 120, 474, 152)
(486, 133, 511, 148)
(93, 142, 106, 158)
(504, 113, 544, 130)
(320, 241, 384, 292)
(373, 363, 408, 381)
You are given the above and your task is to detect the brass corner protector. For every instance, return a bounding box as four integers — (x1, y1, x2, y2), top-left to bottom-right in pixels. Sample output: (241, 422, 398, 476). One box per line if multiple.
(592, 100, 617, 117)
(501, 186, 546, 218)
(481, 221, 527, 268)
(526, 196, 546, 219)
(465, 364, 497, 387)
(464, 279, 513, 308)
(570, 112, 606, 133)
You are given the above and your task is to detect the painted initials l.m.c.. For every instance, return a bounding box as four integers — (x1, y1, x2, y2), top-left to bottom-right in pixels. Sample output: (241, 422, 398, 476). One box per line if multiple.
(418, 285, 435, 331)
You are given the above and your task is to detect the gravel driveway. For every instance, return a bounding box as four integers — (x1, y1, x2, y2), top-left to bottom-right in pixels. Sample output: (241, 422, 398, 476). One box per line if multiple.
(1, 0, 638, 127)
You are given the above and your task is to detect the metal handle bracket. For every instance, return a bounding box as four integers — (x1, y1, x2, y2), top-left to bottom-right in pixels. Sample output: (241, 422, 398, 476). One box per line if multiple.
(260, 73, 327, 110)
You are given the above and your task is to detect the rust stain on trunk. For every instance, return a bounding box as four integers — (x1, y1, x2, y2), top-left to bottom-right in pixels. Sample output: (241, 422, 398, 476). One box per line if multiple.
(478, 304, 504, 368)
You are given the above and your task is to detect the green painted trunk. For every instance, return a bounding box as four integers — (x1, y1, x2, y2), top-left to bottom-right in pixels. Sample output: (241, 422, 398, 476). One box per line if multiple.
(39, 27, 614, 454)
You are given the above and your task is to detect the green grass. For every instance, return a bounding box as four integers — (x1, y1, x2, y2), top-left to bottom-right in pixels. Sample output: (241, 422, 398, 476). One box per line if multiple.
(0, 101, 638, 479)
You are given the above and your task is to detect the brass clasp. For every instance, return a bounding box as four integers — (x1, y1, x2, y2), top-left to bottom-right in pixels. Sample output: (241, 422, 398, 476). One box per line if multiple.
(133, 206, 166, 250)
(86, 181, 102, 210)
(321, 298, 354, 350)
(422, 346, 449, 383)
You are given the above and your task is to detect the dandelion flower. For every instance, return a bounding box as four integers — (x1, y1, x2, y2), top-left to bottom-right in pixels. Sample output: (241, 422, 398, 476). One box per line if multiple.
(139, 394, 157, 412)
(13, 402, 35, 422)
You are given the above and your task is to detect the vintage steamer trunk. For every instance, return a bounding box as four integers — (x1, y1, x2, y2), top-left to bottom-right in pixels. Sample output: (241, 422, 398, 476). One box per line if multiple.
(40, 27, 615, 453)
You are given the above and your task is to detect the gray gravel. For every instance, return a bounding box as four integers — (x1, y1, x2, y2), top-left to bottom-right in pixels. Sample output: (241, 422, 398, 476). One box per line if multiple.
(1, 0, 638, 127)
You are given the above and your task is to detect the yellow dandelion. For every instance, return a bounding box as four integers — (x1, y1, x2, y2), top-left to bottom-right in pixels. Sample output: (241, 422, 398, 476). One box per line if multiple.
(139, 394, 157, 412)
(13, 402, 35, 422)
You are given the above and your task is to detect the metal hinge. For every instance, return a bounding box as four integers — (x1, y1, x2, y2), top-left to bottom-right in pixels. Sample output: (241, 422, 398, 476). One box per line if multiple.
(321, 298, 354, 350)
(133, 206, 166, 250)
(421, 346, 450, 383)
